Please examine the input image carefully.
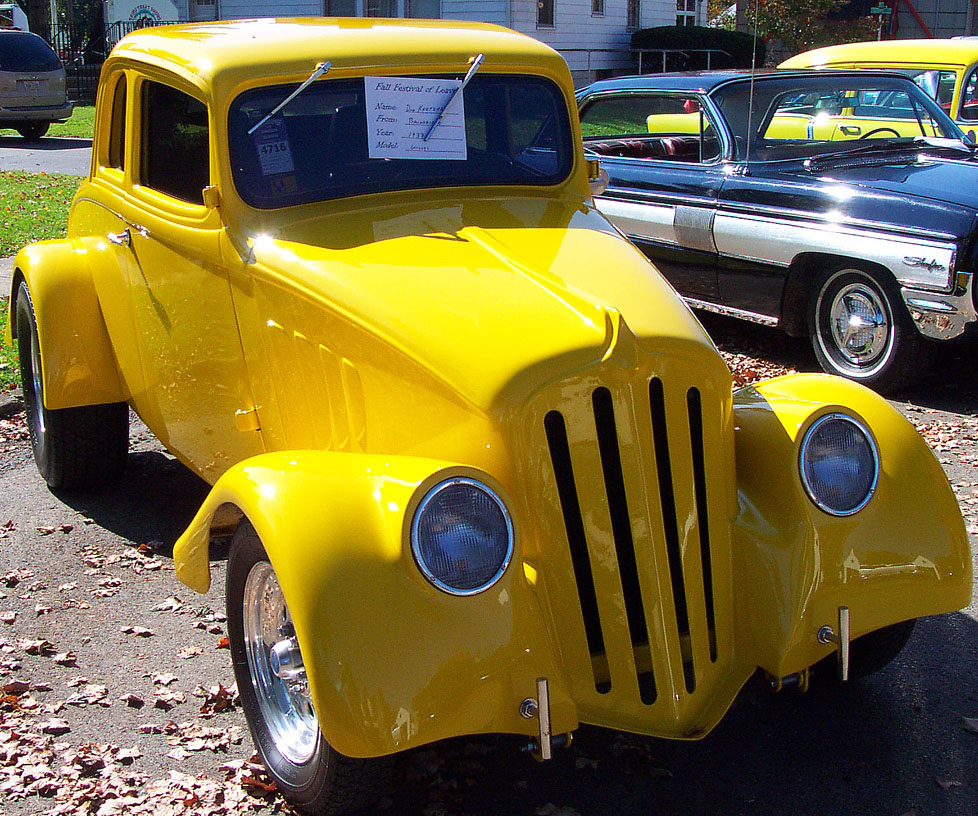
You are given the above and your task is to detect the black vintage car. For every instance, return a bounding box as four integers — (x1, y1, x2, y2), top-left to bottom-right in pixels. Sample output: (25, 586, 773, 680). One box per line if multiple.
(578, 70, 978, 391)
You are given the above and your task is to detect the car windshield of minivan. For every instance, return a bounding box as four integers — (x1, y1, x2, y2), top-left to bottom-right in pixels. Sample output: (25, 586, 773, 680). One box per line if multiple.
(712, 75, 963, 161)
(228, 74, 573, 208)
(0, 33, 61, 72)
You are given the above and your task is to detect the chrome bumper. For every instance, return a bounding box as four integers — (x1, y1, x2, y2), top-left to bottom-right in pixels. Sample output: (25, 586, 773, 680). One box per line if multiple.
(902, 272, 978, 341)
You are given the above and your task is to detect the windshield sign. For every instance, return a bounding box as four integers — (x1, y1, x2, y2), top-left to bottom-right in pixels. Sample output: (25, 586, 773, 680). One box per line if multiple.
(229, 74, 573, 208)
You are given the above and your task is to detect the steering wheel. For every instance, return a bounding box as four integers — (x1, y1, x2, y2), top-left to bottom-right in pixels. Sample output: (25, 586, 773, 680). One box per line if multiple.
(859, 127, 901, 139)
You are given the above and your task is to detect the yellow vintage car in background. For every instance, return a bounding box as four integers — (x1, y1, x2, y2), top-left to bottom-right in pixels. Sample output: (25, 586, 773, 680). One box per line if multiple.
(3, 19, 972, 815)
(781, 38, 978, 133)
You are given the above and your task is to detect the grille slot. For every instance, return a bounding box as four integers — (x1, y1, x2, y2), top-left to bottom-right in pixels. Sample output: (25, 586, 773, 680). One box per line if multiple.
(687, 387, 717, 662)
(544, 410, 608, 694)
(649, 377, 696, 692)
(591, 388, 656, 705)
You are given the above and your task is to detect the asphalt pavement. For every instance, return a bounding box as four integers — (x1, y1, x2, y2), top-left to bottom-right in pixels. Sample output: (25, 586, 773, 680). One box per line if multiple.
(0, 134, 91, 176)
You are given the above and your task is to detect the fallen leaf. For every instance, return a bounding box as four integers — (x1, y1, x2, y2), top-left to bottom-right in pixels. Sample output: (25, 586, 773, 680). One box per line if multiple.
(963, 716, 978, 734)
(38, 718, 70, 735)
(936, 777, 963, 791)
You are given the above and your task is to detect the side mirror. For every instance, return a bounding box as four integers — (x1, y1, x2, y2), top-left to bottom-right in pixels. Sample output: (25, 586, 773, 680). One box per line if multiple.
(965, 130, 977, 147)
(587, 158, 609, 197)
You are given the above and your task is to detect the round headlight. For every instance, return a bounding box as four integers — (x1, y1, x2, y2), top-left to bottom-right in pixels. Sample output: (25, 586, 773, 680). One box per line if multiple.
(800, 413, 879, 516)
(411, 478, 514, 595)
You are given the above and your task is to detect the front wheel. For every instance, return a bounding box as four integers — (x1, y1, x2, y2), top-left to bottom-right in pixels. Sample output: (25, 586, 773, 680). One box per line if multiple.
(808, 265, 931, 393)
(15, 281, 129, 489)
(227, 522, 391, 816)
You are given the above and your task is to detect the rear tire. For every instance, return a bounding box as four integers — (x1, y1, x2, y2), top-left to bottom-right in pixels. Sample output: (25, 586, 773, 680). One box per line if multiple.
(227, 521, 392, 816)
(16, 123, 49, 140)
(808, 264, 932, 394)
(15, 280, 129, 489)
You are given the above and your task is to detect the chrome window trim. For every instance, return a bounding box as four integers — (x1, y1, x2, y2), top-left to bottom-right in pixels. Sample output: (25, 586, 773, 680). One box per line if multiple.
(579, 88, 733, 163)
(799, 413, 880, 517)
(410, 477, 515, 597)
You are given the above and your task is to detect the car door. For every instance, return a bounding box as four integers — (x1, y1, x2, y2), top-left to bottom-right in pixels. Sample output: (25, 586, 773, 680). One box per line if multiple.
(579, 90, 723, 301)
(96, 71, 264, 481)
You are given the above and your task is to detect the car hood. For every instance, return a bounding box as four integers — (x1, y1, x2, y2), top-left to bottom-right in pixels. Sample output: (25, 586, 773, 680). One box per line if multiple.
(804, 154, 978, 211)
(234, 195, 722, 411)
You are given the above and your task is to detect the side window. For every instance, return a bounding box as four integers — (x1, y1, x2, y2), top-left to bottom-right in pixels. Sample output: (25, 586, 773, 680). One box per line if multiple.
(141, 81, 209, 204)
(580, 93, 721, 163)
(107, 75, 126, 171)
(961, 68, 978, 121)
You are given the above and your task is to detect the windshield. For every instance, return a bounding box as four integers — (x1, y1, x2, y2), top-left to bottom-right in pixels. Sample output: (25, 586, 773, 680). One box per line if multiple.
(228, 74, 574, 208)
(0, 32, 61, 72)
(712, 74, 964, 162)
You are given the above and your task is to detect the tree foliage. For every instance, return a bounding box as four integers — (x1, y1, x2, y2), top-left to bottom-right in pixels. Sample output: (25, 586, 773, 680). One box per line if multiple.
(708, 0, 877, 56)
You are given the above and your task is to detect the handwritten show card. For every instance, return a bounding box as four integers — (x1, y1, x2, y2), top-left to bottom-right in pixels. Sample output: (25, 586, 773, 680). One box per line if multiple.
(364, 76, 467, 161)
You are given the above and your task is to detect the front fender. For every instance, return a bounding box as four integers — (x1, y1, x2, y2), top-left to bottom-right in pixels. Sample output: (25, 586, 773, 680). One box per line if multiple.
(173, 450, 576, 758)
(4, 240, 127, 409)
(731, 374, 971, 678)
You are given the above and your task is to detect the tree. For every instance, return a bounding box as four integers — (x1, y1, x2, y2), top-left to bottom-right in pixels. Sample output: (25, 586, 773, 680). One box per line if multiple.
(708, 0, 876, 56)
(15, 0, 51, 40)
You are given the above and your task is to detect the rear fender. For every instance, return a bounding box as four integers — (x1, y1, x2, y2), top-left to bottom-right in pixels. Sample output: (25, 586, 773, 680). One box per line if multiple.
(5, 240, 127, 409)
(173, 450, 576, 758)
(731, 374, 971, 678)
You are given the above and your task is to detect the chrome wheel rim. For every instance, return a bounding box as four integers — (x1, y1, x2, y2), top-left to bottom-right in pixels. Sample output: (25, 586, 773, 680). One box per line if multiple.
(28, 325, 45, 437)
(243, 561, 319, 765)
(825, 282, 890, 368)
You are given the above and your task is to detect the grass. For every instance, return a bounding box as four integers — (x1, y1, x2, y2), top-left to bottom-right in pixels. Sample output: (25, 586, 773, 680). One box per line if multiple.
(0, 298, 17, 391)
(0, 103, 95, 140)
(0, 170, 78, 257)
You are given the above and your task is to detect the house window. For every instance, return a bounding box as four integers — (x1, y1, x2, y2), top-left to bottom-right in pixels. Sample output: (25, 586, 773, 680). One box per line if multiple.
(676, 0, 696, 26)
(627, 0, 640, 29)
(537, 0, 554, 28)
(365, 0, 396, 16)
(592, 0, 604, 16)
(406, 0, 440, 16)
(325, 0, 356, 14)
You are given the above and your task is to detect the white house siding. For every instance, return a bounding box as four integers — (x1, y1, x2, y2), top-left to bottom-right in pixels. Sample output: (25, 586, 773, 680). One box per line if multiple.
(441, 0, 508, 26)
(219, 0, 323, 17)
(510, 0, 678, 84)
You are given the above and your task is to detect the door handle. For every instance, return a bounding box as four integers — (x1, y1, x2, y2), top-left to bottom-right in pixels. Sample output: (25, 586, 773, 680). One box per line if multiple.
(839, 125, 862, 135)
(107, 229, 131, 247)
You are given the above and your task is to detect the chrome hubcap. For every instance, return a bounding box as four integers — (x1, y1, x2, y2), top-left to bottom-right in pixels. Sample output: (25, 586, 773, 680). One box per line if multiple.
(243, 561, 318, 764)
(827, 283, 889, 366)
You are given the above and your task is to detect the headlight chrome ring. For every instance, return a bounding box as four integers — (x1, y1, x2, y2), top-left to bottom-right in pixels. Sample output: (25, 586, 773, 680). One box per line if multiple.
(799, 413, 880, 516)
(411, 477, 514, 596)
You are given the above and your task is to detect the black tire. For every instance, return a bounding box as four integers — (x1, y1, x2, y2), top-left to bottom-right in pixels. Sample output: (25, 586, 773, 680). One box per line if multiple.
(227, 522, 392, 816)
(817, 619, 916, 681)
(16, 122, 49, 140)
(808, 264, 932, 394)
(849, 618, 916, 678)
(15, 280, 129, 490)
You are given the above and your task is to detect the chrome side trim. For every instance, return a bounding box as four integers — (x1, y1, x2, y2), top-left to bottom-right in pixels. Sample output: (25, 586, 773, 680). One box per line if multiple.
(684, 297, 780, 326)
(714, 211, 957, 292)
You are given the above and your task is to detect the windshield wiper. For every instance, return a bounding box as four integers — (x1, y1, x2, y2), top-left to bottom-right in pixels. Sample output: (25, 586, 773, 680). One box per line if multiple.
(804, 137, 969, 170)
(247, 61, 331, 135)
(422, 53, 484, 141)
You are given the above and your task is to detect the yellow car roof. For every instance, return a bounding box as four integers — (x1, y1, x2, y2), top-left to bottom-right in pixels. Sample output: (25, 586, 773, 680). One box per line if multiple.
(780, 38, 978, 69)
(109, 17, 566, 89)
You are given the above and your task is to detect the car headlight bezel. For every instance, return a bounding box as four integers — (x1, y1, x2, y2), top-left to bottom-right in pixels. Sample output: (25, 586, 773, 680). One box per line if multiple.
(799, 412, 880, 517)
(410, 476, 515, 596)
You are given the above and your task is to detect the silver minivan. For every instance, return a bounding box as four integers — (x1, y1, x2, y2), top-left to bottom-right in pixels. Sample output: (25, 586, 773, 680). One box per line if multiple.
(0, 29, 72, 140)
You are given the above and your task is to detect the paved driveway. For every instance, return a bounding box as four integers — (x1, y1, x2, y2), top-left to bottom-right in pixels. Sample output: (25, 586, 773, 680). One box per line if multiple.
(0, 135, 91, 176)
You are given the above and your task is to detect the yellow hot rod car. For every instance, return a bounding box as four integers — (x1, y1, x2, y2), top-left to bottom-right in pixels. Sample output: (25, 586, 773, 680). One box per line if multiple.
(3, 18, 972, 816)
